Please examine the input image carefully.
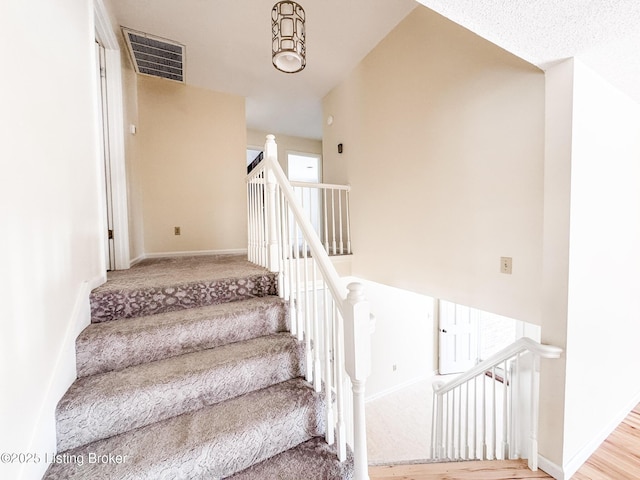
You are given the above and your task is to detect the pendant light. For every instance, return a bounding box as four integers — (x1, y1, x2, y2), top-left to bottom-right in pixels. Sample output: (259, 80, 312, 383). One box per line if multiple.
(271, 1, 306, 73)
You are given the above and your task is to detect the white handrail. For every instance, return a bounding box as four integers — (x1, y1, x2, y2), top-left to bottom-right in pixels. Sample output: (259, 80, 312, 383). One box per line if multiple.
(431, 337, 562, 471)
(246, 135, 371, 480)
(433, 338, 562, 395)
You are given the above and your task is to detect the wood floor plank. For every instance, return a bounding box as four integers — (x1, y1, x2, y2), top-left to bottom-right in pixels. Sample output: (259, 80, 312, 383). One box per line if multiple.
(369, 460, 552, 479)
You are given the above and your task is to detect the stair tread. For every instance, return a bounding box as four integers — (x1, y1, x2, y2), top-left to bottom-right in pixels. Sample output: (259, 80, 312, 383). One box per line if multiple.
(229, 437, 353, 480)
(58, 333, 304, 451)
(93, 254, 269, 293)
(77, 296, 288, 376)
(89, 257, 277, 323)
(47, 378, 325, 479)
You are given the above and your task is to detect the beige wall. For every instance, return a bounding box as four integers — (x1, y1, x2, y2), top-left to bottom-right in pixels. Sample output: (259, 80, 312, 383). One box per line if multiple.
(0, 0, 105, 478)
(247, 129, 322, 178)
(137, 77, 247, 254)
(322, 7, 545, 325)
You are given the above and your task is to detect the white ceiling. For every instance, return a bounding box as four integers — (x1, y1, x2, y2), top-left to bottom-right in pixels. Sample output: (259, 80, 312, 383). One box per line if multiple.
(110, 0, 418, 140)
(110, 0, 640, 140)
(416, 0, 640, 103)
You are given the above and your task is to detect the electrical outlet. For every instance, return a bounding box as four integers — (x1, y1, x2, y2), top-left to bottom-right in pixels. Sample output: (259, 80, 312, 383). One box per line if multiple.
(500, 256, 512, 274)
(392, 364, 397, 372)
(174, 226, 181, 236)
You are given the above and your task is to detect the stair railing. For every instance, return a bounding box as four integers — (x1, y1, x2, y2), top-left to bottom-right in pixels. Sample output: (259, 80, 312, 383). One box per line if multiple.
(431, 337, 562, 471)
(290, 181, 352, 256)
(247, 134, 371, 480)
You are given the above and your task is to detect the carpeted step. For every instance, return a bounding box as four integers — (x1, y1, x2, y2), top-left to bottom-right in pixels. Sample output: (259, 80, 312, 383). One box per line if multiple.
(57, 333, 304, 452)
(45, 378, 325, 480)
(90, 272, 277, 323)
(229, 436, 354, 479)
(76, 296, 289, 377)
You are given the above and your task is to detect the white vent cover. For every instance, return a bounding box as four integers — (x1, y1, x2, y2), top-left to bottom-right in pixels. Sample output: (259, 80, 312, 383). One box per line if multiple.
(122, 27, 185, 83)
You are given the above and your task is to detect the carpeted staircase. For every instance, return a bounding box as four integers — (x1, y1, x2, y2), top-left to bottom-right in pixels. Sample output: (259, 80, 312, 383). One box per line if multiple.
(44, 255, 353, 479)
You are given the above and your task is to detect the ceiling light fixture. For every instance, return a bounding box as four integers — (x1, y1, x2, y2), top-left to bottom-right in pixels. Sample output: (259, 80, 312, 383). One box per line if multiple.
(271, 1, 306, 73)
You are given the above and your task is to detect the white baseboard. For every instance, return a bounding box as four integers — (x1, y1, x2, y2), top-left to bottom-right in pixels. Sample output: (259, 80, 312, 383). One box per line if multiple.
(141, 249, 248, 260)
(130, 254, 145, 266)
(538, 455, 564, 480)
(562, 388, 640, 479)
(365, 371, 437, 403)
(20, 278, 95, 480)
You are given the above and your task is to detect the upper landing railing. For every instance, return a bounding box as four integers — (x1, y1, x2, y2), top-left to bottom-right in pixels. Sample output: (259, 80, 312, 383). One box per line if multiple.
(290, 181, 352, 256)
(246, 135, 372, 480)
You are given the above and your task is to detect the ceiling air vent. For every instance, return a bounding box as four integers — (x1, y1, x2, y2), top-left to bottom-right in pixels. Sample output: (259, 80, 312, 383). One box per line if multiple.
(122, 27, 185, 83)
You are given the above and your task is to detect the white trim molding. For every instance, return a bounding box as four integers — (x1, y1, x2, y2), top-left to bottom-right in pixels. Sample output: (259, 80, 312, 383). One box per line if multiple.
(94, 0, 131, 270)
(21, 279, 95, 479)
(538, 455, 564, 480)
(141, 249, 249, 260)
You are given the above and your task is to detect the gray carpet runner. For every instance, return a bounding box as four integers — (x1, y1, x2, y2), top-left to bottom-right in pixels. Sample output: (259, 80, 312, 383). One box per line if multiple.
(45, 255, 353, 479)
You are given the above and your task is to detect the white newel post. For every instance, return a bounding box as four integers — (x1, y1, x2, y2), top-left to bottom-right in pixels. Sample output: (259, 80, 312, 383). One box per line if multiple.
(344, 283, 371, 480)
(264, 135, 279, 273)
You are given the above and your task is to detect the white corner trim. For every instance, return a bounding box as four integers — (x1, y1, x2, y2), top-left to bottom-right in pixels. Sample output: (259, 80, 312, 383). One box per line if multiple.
(538, 455, 564, 480)
(561, 389, 640, 479)
(365, 372, 437, 403)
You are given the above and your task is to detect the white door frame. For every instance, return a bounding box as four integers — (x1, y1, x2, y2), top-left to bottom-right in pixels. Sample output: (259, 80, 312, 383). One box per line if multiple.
(94, 0, 130, 270)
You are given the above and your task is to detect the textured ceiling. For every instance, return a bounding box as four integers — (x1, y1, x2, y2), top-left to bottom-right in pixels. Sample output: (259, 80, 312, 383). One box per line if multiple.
(110, 0, 417, 140)
(111, 0, 640, 140)
(417, 0, 640, 103)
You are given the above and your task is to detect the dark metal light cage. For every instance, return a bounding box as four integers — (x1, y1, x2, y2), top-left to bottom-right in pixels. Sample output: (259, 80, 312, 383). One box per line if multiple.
(272, 1, 306, 73)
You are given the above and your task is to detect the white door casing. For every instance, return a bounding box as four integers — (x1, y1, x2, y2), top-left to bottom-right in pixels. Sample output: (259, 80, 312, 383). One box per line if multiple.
(94, 0, 130, 270)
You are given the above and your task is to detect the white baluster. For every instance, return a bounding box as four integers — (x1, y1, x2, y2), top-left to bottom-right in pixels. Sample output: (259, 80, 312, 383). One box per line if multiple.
(472, 376, 477, 459)
(338, 190, 344, 255)
(293, 222, 302, 340)
(323, 282, 334, 445)
(529, 354, 541, 471)
(502, 359, 509, 459)
(464, 381, 470, 459)
(334, 303, 346, 461)
(513, 353, 521, 458)
(247, 181, 252, 262)
(492, 366, 497, 460)
(431, 389, 438, 458)
(457, 386, 462, 459)
(481, 371, 487, 459)
(331, 189, 337, 255)
(323, 189, 329, 253)
(346, 189, 352, 254)
(258, 176, 265, 267)
(303, 241, 312, 384)
(312, 261, 321, 392)
(265, 168, 279, 273)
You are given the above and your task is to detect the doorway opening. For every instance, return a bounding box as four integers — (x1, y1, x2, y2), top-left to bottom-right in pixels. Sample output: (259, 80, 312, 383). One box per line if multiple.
(287, 152, 322, 243)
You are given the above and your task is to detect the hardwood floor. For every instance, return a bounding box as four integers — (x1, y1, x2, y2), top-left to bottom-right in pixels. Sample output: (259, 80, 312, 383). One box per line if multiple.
(370, 404, 640, 480)
(369, 460, 552, 479)
(572, 404, 640, 480)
